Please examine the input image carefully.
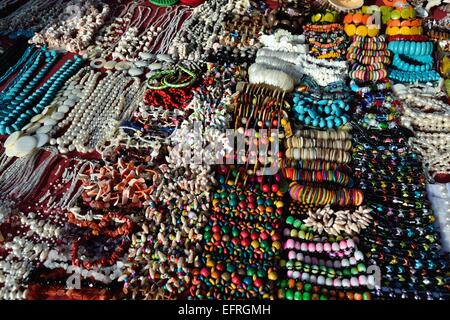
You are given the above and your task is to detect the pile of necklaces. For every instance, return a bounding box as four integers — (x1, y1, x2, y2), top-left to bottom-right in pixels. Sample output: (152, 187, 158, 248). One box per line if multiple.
(0, 0, 448, 300)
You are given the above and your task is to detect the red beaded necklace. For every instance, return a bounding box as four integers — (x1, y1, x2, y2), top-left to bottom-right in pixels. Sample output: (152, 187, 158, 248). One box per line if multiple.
(143, 87, 194, 110)
(69, 212, 133, 269)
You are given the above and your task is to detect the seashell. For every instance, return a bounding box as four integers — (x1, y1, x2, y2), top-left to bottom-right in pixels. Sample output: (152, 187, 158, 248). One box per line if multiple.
(128, 67, 143, 77)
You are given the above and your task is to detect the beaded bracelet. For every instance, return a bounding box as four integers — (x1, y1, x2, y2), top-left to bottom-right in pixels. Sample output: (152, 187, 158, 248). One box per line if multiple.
(286, 147, 351, 163)
(389, 69, 441, 83)
(282, 168, 352, 186)
(285, 136, 352, 150)
(388, 41, 433, 56)
(391, 54, 433, 72)
(282, 159, 353, 174)
(286, 249, 366, 268)
(351, 35, 387, 50)
(303, 23, 343, 32)
(349, 69, 388, 82)
(347, 47, 391, 57)
(388, 35, 429, 42)
(350, 79, 391, 94)
(278, 280, 372, 300)
(285, 260, 368, 280)
(289, 183, 364, 206)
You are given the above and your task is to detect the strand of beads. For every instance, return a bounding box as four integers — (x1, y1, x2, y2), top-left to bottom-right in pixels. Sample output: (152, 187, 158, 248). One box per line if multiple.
(352, 127, 449, 300)
(0, 54, 85, 142)
(50, 70, 140, 154)
(303, 10, 348, 60)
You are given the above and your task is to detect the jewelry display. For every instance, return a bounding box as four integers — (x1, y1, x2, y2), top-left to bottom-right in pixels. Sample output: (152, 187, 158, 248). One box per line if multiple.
(0, 0, 450, 302)
(29, 0, 110, 53)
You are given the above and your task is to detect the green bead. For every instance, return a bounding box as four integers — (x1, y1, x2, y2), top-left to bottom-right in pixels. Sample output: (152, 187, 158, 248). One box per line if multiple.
(304, 283, 312, 292)
(260, 240, 269, 249)
(226, 263, 236, 273)
(302, 292, 311, 300)
(247, 268, 256, 276)
(286, 216, 295, 225)
(294, 291, 302, 300)
(293, 219, 302, 229)
(222, 225, 230, 234)
(363, 292, 370, 300)
(320, 295, 328, 300)
(286, 289, 294, 300)
(357, 263, 366, 273)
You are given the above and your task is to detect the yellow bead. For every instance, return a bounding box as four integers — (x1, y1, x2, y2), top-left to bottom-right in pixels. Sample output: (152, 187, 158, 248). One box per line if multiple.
(272, 241, 282, 250)
(268, 271, 278, 281)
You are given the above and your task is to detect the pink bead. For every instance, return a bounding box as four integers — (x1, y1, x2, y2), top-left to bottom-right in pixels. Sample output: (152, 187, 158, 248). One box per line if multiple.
(339, 240, 347, 250)
(333, 278, 341, 287)
(337, 251, 344, 258)
(287, 270, 293, 278)
(315, 242, 323, 253)
(323, 242, 331, 252)
(285, 239, 294, 249)
(308, 243, 316, 252)
(295, 241, 301, 250)
(350, 277, 359, 287)
(358, 275, 367, 285)
(288, 250, 296, 260)
(300, 242, 308, 252)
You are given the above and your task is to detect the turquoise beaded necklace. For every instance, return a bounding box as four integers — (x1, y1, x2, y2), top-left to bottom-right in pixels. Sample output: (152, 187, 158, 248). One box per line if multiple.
(0, 53, 84, 134)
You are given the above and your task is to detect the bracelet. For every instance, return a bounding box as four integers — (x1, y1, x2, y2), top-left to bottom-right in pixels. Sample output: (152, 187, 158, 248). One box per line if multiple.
(350, 62, 385, 71)
(389, 69, 441, 83)
(282, 168, 352, 186)
(303, 23, 343, 33)
(388, 41, 433, 56)
(289, 183, 364, 206)
(349, 68, 388, 82)
(349, 79, 391, 94)
(388, 35, 429, 42)
(386, 26, 423, 36)
(392, 54, 433, 72)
